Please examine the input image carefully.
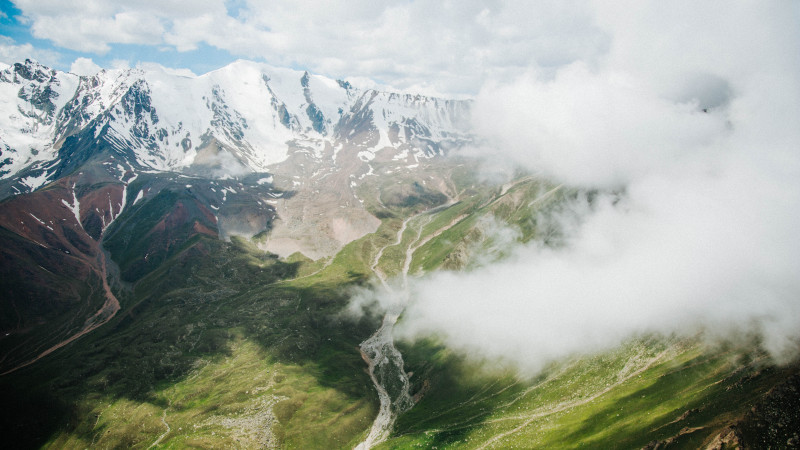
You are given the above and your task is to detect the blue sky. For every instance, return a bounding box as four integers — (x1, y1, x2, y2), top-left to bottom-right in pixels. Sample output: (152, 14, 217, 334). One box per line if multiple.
(0, 0, 797, 97)
(0, 0, 237, 75)
(0, 0, 610, 95)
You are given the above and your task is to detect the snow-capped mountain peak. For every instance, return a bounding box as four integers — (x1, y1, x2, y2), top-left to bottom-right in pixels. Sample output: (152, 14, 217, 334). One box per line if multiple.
(0, 59, 471, 194)
(0, 60, 79, 179)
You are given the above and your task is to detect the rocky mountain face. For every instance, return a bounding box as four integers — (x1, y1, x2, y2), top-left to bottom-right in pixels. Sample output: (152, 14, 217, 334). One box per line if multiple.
(0, 59, 471, 254)
(0, 59, 471, 373)
(1, 59, 470, 187)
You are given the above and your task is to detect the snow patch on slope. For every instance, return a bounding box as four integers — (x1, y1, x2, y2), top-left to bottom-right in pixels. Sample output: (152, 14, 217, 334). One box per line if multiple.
(0, 61, 79, 179)
(61, 184, 82, 228)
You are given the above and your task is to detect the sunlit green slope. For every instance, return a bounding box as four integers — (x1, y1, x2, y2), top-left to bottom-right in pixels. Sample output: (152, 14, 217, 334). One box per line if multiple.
(1, 167, 796, 449)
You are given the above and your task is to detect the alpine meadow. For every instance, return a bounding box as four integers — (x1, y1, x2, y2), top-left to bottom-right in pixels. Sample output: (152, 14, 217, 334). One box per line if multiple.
(1, 1, 799, 449)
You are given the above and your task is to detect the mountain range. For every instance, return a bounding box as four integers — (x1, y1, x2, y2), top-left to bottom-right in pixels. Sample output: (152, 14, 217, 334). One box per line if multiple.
(1, 59, 798, 449)
(0, 58, 470, 377)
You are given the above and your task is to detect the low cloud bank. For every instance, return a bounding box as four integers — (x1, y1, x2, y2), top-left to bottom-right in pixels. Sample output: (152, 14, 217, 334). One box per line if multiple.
(355, 1, 800, 372)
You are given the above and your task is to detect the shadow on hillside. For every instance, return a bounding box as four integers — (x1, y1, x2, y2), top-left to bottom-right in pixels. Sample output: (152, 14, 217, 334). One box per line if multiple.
(0, 234, 379, 448)
(560, 350, 788, 448)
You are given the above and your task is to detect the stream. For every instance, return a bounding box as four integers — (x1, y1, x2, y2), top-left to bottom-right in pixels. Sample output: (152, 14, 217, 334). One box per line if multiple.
(354, 211, 430, 450)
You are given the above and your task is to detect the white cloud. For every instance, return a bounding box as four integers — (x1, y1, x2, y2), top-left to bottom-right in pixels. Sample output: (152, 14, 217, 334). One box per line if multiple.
(26, 12, 166, 54)
(137, 62, 197, 78)
(14, 0, 223, 54)
(69, 57, 101, 76)
(0, 36, 62, 67)
(109, 59, 130, 70)
(11, 0, 608, 94)
(354, 1, 800, 372)
(399, 153, 800, 371)
(471, 63, 729, 187)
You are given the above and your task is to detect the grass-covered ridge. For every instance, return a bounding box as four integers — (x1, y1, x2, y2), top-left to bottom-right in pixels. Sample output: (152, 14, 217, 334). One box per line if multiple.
(0, 232, 383, 449)
(1, 168, 797, 449)
(386, 336, 793, 448)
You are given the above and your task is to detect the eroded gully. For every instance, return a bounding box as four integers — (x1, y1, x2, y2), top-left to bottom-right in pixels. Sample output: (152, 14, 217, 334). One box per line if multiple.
(354, 210, 434, 450)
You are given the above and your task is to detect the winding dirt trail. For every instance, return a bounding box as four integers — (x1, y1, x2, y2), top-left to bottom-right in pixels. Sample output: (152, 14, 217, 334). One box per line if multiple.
(148, 408, 171, 449)
(475, 347, 672, 449)
(1, 246, 120, 376)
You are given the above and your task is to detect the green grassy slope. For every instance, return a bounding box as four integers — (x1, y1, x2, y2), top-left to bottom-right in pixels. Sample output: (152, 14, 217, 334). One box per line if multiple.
(1, 169, 796, 449)
(387, 337, 793, 449)
(1, 234, 381, 449)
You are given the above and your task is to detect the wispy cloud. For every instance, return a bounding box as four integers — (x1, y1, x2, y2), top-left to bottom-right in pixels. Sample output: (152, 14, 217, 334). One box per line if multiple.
(68, 56, 101, 75)
(9, 0, 608, 95)
(363, 1, 800, 372)
(0, 36, 62, 66)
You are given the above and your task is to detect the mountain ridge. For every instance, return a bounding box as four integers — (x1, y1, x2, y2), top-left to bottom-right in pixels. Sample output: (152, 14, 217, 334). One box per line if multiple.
(2, 58, 796, 449)
(1, 59, 471, 196)
(0, 58, 472, 374)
